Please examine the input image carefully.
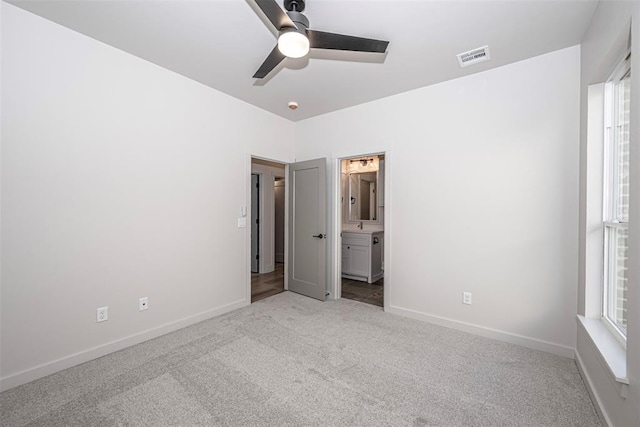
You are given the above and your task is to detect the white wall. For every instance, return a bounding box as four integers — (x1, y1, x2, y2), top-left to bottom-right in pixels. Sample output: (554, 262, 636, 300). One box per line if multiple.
(295, 46, 581, 356)
(577, 1, 640, 426)
(0, 3, 295, 390)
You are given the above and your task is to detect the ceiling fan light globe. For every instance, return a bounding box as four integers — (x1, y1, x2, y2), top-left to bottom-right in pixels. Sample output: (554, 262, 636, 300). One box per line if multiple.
(277, 31, 309, 58)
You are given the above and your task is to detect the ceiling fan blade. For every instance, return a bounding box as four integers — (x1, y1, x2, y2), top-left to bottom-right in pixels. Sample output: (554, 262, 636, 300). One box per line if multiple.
(254, 0, 297, 31)
(307, 30, 389, 53)
(253, 45, 286, 79)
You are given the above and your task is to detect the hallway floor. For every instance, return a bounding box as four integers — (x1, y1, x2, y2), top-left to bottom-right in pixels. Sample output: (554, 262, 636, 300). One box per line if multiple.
(251, 263, 284, 303)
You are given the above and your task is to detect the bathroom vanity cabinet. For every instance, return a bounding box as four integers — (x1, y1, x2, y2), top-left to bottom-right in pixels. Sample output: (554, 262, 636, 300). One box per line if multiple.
(341, 231, 383, 283)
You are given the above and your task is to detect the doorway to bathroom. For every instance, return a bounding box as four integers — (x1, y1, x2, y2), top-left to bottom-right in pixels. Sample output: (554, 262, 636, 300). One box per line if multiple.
(339, 154, 385, 307)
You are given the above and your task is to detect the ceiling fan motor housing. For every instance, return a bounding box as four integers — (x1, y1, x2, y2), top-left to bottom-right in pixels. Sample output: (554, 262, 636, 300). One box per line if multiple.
(286, 11, 309, 30)
(279, 10, 308, 40)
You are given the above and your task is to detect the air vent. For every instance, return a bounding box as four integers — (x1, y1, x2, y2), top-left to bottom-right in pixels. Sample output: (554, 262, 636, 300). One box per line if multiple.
(456, 45, 491, 68)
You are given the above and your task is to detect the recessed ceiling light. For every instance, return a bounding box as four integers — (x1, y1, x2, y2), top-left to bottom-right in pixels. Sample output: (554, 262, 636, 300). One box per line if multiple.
(288, 101, 299, 110)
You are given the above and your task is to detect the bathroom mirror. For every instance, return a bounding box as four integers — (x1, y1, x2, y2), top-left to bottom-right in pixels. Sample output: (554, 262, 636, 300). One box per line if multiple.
(348, 171, 378, 221)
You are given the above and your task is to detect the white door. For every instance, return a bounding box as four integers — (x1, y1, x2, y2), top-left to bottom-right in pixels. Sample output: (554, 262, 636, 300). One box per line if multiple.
(288, 158, 327, 301)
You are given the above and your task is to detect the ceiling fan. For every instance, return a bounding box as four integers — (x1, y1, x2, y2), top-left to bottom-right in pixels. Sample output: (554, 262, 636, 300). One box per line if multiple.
(252, 0, 389, 79)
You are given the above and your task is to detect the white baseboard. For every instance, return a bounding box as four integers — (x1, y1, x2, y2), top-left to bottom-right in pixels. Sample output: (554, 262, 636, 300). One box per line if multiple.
(387, 305, 575, 358)
(574, 349, 611, 427)
(0, 298, 249, 392)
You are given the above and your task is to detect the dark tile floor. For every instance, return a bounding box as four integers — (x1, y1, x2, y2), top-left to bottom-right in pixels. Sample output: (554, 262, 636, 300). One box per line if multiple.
(341, 277, 383, 307)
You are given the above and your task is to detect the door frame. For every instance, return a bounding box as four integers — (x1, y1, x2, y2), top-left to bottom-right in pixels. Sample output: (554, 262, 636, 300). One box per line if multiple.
(246, 155, 289, 303)
(333, 151, 391, 311)
(251, 163, 286, 274)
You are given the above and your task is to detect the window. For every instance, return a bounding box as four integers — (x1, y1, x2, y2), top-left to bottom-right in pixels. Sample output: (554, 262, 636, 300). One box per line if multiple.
(603, 52, 631, 342)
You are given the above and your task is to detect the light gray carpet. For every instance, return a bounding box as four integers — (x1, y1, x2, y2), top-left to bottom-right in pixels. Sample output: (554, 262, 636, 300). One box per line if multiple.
(1, 292, 600, 426)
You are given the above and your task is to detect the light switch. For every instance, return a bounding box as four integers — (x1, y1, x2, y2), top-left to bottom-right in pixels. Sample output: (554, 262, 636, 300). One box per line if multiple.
(237, 218, 246, 228)
(240, 206, 247, 217)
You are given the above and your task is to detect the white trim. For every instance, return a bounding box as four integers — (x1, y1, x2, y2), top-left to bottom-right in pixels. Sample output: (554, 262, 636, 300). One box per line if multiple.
(574, 348, 613, 427)
(382, 151, 392, 313)
(387, 305, 575, 358)
(601, 313, 627, 349)
(0, 298, 248, 392)
(577, 315, 628, 387)
(602, 220, 629, 228)
(332, 157, 343, 300)
(284, 163, 289, 291)
(245, 154, 253, 302)
(584, 83, 606, 319)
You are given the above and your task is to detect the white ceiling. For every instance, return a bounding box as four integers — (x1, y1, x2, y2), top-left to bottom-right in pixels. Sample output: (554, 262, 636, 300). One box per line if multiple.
(8, 0, 598, 121)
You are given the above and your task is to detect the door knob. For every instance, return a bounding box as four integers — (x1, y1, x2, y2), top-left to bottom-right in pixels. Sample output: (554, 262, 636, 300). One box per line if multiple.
(312, 234, 326, 239)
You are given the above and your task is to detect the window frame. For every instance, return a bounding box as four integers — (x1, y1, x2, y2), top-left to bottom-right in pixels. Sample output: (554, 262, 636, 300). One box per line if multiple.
(602, 51, 631, 347)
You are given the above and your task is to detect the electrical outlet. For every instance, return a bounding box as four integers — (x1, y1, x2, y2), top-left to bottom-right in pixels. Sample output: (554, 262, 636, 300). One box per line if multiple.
(139, 297, 148, 311)
(463, 292, 472, 305)
(97, 306, 108, 322)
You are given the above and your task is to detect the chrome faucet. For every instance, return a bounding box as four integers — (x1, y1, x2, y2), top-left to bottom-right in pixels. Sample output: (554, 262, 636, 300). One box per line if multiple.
(357, 221, 363, 230)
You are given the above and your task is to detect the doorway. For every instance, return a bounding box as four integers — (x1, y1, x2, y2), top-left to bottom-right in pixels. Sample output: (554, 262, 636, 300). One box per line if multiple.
(338, 154, 386, 307)
(248, 155, 329, 303)
(250, 158, 286, 302)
